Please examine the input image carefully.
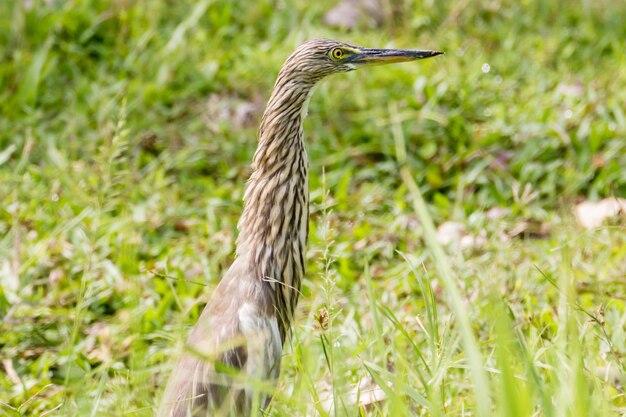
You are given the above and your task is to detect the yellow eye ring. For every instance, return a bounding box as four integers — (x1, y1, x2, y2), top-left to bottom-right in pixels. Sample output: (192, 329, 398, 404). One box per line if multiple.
(331, 48, 344, 60)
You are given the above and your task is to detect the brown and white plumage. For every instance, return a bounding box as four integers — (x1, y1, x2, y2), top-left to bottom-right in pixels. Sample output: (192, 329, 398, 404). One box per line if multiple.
(158, 39, 442, 417)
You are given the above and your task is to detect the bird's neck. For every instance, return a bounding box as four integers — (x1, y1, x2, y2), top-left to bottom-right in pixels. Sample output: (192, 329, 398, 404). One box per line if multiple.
(236, 77, 315, 337)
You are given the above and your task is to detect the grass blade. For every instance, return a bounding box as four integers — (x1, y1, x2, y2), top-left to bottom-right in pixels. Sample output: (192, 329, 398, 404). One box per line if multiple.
(400, 166, 491, 415)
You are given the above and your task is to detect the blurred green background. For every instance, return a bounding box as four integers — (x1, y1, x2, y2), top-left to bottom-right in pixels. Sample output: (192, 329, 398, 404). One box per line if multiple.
(0, 0, 624, 416)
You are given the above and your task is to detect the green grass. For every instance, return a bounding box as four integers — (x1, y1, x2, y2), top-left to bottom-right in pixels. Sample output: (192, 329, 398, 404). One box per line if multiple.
(1, 0, 625, 416)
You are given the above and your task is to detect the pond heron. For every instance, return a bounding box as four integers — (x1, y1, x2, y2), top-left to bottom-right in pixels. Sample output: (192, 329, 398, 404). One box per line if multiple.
(158, 39, 442, 417)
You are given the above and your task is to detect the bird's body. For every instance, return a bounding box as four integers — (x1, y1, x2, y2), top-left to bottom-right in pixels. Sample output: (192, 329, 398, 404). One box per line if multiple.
(158, 39, 441, 417)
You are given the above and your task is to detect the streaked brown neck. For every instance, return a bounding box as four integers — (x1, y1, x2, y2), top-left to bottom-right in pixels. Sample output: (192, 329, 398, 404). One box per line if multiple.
(236, 74, 315, 339)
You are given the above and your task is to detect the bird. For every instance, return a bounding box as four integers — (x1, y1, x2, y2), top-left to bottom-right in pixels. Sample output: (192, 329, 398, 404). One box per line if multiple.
(158, 39, 442, 417)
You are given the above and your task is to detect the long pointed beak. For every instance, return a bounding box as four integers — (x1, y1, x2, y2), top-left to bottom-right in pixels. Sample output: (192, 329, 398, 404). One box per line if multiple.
(350, 48, 443, 65)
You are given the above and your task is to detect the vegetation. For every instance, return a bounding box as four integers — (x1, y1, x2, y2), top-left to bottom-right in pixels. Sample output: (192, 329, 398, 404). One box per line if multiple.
(1, 0, 624, 416)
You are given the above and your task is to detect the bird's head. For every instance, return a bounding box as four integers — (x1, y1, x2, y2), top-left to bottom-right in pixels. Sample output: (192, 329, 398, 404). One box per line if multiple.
(281, 39, 443, 83)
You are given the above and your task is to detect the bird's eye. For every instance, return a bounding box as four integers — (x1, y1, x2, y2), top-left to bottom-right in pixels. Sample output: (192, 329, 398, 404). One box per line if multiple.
(330, 48, 344, 60)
